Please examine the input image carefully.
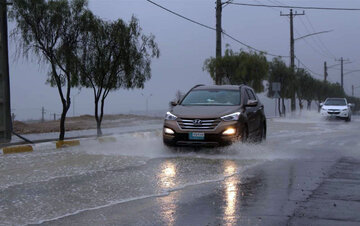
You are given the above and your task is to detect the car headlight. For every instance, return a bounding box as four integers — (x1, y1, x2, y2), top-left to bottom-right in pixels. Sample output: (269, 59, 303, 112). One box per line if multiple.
(165, 112, 177, 120)
(221, 112, 241, 121)
(223, 128, 236, 135)
(342, 108, 348, 112)
(164, 128, 175, 135)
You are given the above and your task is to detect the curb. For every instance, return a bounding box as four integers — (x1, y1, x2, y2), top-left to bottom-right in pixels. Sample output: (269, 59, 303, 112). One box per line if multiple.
(0, 128, 162, 155)
(2, 145, 33, 155)
(97, 136, 117, 143)
(56, 140, 80, 149)
(1, 136, 118, 155)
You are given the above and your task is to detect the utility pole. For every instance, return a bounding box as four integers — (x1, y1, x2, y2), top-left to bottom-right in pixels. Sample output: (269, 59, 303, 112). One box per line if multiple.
(280, 9, 305, 112)
(340, 57, 343, 89)
(41, 107, 45, 122)
(0, 0, 11, 143)
(215, 0, 222, 85)
(335, 57, 350, 89)
(352, 85, 354, 96)
(324, 61, 328, 82)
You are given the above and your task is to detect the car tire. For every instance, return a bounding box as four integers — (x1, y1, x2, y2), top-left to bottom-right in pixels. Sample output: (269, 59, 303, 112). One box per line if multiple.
(345, 115, 351, 122)
(241, 126, 248, 143)
(260, 122, 266, 141)
(163, 139, 176, 147)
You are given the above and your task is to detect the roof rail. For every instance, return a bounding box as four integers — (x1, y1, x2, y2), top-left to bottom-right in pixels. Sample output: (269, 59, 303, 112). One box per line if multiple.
(190, 84, 205, 90)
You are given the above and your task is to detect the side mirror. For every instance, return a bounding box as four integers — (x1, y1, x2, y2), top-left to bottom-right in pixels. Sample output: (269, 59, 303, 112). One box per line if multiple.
(320, 102, 324, 107)
(348, 103, 355, 108)
(170, 101, 178, 107)
(246, 100, 258, 107)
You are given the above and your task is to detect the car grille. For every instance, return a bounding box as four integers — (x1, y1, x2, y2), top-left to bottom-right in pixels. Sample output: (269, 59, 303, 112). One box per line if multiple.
(177, 118, 221, 130)
(328, 109, 340, 115)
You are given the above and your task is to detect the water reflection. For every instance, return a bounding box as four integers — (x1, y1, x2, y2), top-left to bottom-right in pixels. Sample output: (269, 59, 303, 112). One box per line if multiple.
(224, 160, 237, 176)
(157, 193, 179, 226)
(158, 161, 177, 189)
(157, 161, 178, 226)
(223, 161, 240, 226)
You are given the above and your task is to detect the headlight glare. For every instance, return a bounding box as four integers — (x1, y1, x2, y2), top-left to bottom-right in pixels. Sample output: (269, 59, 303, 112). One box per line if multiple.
(164, 128, 175, 135)
(223, 128, 236, 135)
(165, 112, 177, 120)
(221, 112, 241, 121)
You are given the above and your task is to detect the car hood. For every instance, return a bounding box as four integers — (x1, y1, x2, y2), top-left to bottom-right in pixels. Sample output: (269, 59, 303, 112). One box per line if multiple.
(322, 105, 348, 110)
(171, 105, 241, 119)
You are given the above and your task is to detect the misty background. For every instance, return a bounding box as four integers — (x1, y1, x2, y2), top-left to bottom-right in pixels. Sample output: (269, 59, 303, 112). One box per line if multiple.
(8, 0, 360, 120)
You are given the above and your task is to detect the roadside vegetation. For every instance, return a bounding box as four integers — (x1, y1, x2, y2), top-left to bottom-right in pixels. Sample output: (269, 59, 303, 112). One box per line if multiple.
(8, 0, 359, 140)
(204, 47, 360, 116)
(10, 0, 159, 139)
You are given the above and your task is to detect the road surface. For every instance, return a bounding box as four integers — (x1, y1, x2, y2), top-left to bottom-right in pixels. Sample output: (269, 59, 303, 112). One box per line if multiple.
(1, 114, 360, 225)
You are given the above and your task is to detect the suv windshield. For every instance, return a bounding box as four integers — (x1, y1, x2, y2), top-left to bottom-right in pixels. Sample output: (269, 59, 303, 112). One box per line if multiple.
(181, 90, 241, 106)
(325, 99, 346, 106)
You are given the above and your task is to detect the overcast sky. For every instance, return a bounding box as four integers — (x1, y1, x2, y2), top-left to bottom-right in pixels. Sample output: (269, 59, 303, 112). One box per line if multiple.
(8, 0, 360, 120)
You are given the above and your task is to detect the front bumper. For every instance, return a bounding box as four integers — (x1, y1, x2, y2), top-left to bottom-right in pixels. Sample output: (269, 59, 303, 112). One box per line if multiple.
(163, 120, 244, 146)
(320, 110, 349, 118)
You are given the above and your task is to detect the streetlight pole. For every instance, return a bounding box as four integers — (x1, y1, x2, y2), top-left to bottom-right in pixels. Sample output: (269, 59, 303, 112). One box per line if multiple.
(141, 93, 152, 115)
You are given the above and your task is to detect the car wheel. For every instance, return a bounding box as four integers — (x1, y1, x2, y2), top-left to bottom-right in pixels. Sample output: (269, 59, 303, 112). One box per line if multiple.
(163, 139, 176, 147)
(345, 115, 351, 122)
(260, 122, 266, 141)
(241, 126, 248, 143)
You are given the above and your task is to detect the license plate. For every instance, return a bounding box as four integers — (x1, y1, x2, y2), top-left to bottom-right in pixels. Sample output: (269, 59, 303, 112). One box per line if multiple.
(189, 132, 205, 140)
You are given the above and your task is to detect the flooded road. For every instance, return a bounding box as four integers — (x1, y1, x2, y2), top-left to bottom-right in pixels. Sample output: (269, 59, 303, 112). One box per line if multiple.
(1, 115, 360, 225)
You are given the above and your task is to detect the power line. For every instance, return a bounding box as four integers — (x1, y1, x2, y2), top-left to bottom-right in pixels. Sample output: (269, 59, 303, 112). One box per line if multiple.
(145, 0, 215, 31)
(258, 0, 336, 61)
(344, 70, 360, 76)
(295, 56, 323, 77)
(304, 14, 336, 59)
(298, 16, 335, 59)
(258, 0, 285, 13)
(227, 2, 360, 11)
(222, 32, 288, 57)
(297, 16, 334, 60)
(145, 0, 289, 58)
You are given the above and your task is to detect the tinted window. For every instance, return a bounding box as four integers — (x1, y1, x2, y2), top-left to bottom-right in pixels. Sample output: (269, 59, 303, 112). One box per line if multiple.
(324, 99, 346, 106)
(181, 90, 241, 106)
(246, 89, 256, 100)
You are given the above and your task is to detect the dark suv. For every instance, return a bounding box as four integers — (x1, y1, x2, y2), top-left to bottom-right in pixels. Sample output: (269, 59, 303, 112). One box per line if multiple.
(163, 85, 266, 146)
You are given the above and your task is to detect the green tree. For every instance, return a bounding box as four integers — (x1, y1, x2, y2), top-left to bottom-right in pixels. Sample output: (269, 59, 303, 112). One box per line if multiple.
(295, 69, 315, 111)
(267, 58, 295, 116)
(203, 48, 269, 92)
(10, 0, 88, 140)
(77, 14, 159, 136)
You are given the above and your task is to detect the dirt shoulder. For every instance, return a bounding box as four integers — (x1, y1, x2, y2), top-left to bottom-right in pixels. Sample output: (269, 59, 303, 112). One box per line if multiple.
(13, 114, 163, 134)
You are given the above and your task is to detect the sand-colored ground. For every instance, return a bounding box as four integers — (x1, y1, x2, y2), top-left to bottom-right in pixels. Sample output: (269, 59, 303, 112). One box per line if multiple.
(12, 114, 162, 134)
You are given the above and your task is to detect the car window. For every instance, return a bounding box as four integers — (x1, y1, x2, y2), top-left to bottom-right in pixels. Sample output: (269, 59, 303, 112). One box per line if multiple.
(324, 99, 346, 106)
(181, 90, 241, 106)
(246, 89, 256, 100)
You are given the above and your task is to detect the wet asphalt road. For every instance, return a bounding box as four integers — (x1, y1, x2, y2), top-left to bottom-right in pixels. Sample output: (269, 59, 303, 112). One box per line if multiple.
(1, 114, 360, 225)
